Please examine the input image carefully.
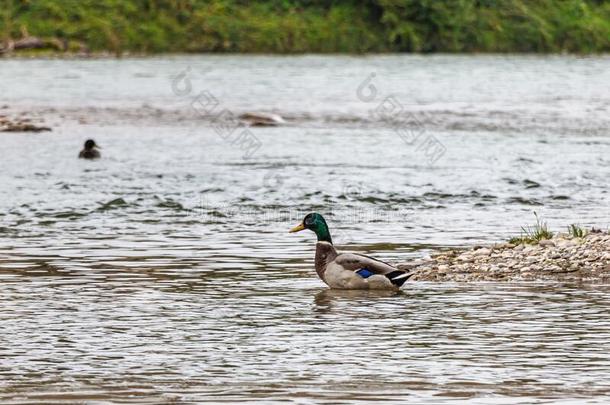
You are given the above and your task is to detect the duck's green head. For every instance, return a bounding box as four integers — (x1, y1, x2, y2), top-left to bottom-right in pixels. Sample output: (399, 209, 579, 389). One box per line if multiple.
(289, 212, 332, 244)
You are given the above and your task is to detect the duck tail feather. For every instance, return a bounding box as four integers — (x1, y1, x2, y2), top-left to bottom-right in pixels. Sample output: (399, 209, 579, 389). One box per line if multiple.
(385, 270, 416, 287)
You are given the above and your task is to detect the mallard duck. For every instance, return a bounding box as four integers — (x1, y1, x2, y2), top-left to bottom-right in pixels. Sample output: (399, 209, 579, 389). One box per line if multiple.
(78, 139, 101, 159)
(290, 213, 414, 290)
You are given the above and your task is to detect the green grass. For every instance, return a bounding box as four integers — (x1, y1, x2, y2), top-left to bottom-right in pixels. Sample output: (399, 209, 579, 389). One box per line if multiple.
(1, 0, 610, 54)
(509, 212, 554, 245)
(567, 224, 587, 238)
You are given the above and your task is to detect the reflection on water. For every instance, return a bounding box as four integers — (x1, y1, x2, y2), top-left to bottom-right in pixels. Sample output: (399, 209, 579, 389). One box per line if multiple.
(1, 55, 609, 403)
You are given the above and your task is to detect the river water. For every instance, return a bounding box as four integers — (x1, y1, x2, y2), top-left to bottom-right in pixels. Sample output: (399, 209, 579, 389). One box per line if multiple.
(0, 55, 609, 403)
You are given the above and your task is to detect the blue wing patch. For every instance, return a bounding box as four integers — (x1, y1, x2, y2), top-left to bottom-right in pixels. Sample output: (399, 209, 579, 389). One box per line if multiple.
(356, 268, 374, 278)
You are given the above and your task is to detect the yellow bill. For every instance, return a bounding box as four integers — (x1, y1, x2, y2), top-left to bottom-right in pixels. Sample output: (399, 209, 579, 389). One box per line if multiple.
(289, 222, 306, 233)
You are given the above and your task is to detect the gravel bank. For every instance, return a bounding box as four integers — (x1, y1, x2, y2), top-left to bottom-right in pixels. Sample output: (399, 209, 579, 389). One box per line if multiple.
(400, 231, 610, 283)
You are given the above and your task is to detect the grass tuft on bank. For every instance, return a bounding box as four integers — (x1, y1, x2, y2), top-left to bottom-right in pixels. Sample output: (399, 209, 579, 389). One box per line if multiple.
(509, 212, 554, 245)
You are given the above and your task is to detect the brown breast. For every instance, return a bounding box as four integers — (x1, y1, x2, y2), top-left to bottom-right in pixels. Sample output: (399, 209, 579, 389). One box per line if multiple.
(314, 242, 337, 282)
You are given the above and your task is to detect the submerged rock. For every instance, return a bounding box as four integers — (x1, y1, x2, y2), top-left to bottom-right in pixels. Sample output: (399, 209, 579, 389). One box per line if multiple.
(399, 231, 610, 283)
(239, 112, 285, 126)
(0, 115, 51, 132)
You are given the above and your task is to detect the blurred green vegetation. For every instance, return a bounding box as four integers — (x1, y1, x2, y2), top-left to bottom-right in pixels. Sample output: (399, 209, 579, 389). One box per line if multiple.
(1, 0, 609, 53)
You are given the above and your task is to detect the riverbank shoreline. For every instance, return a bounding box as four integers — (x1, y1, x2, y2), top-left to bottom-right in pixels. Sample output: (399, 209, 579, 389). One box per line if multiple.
(400, 231, 610, 283)
(3, 51, 610, 59)
(3, 1, 610, 55)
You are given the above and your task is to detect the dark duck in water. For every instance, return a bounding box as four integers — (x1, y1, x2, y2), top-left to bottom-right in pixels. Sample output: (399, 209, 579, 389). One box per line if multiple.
(78, 139, 101, 159)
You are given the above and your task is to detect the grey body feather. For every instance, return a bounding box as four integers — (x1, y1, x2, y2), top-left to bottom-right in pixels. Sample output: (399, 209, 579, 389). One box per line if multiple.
(314, 241, 413, 290)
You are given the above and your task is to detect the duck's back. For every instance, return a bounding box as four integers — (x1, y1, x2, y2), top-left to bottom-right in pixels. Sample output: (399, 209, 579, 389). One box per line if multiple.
(79, 149, 101, 159)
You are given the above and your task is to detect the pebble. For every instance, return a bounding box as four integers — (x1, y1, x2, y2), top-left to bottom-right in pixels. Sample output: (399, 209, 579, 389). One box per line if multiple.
(523, 245, 534, 254)
(474, 248, 491, 256)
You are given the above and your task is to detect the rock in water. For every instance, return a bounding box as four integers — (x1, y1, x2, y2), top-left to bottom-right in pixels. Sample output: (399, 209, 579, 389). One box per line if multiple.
(0, 115, 51, 132)
(239, 112, 285, 126)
